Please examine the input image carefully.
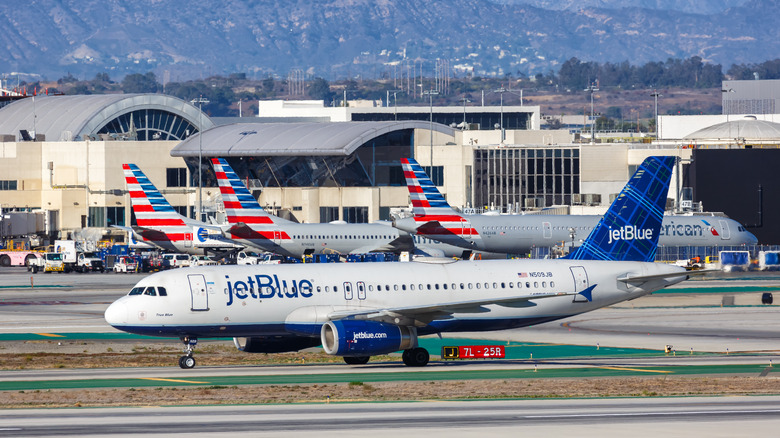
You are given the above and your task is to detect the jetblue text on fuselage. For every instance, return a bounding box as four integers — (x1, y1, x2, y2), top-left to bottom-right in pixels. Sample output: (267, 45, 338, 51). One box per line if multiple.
(225, 274, 313, 306)
(607, 225, 653, 244)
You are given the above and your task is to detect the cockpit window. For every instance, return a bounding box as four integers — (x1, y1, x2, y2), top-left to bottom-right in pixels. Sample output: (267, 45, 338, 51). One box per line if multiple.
(129, 286, 165, 296)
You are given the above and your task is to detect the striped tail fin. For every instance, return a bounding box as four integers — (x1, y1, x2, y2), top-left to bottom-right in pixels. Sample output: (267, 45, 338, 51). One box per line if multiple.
(400, 158, 477, 238)
(567, 156, 676, 263)
(122, 164, 190, 240)
(211, 158, 279, 226)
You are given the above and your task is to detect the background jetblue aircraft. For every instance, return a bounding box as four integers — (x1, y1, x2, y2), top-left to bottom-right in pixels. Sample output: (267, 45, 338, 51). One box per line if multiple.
(120, 164, 242, 256)
(212, 158, 417, 258)
(105, 156, 690, 368)
(395, 158, 757, 255)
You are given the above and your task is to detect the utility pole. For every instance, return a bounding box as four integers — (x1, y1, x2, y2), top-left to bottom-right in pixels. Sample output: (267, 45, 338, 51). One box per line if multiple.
(191, 96, 210, 221)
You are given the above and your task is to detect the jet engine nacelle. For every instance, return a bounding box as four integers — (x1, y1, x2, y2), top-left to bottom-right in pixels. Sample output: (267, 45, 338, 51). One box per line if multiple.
(233, 335, 321, 353)
(320, 320, 417, 357)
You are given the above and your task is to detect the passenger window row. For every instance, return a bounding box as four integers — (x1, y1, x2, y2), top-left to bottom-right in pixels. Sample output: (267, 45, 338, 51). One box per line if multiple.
(315, 281, 555, 293)
(292, 235, 392, 240)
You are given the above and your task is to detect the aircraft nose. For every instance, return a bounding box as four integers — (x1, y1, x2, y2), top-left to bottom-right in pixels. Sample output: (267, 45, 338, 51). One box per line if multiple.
(104, 300, 128, 327)
(746, 230, 759, 245)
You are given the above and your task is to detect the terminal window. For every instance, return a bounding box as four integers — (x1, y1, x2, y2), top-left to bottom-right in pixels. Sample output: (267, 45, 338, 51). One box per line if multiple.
(422, 166, 444, 186)
(342, 206, 368, 223)
(0, 180, 17, 190)
(167, 168, 187, 187)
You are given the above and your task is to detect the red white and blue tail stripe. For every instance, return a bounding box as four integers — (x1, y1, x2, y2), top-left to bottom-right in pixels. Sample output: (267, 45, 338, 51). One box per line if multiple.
(401, 158, 478, 237)
(122, 164, 190, 242)
(211, 158, 277, 226)
(211, 158, 292, 243)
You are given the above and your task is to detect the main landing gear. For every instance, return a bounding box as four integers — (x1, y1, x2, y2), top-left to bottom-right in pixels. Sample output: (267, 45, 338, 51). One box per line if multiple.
(340, 347, 430, 367)
(402, 347, 429, 367)
(179, 336, 198, 369)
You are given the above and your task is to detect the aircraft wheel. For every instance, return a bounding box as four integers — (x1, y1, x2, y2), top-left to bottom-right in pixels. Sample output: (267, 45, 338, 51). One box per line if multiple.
(402, 348, 429, 367)
(179, 355, 196, 369)
(343, 356, 370, 365)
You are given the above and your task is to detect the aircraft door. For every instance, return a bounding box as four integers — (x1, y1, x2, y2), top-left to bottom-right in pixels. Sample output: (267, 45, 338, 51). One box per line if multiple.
(543, 222, 552, 239)
(462, 219, 473, 240)
(273, 230, 283, 245)
(719, 220, 731, 240)
(343, 282, 353, 300)
(188, 274, 209, 311)
(357, 281, 366, 300)
(185, 233, 193, 248)
(570, 266, 589, 303)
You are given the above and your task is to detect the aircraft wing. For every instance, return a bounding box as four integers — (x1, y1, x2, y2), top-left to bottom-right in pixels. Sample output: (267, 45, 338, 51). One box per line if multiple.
(350, 234, 415, 254)
(326, 291, 576, 327)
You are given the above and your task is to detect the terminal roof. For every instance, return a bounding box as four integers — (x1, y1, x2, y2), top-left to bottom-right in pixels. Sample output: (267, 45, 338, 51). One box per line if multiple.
(170, 121, 455, 157)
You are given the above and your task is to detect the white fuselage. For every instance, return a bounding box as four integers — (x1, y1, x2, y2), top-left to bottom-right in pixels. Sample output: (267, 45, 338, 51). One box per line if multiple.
(395, 214, 757, 254)
(105, 259, 685, 339)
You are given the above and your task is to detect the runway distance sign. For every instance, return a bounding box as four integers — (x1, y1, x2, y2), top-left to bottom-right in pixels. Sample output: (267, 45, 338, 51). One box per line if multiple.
(442, 345, 505, 359)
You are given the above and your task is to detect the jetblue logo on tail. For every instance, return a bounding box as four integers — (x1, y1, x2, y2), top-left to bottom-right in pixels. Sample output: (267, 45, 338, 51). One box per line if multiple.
(568, 156, 675, 263)
(607, 225, 653, 244)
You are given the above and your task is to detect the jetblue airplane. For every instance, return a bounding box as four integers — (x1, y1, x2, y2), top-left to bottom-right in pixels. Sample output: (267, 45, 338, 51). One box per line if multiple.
(119, 164, 243, 256)
(394, 158, 757, 255)
(105, 156, 691, 368)
(212, 158, 418, 258)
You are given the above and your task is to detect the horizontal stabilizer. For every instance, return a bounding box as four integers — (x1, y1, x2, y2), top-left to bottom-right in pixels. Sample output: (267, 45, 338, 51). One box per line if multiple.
(617, 271, 689, 283)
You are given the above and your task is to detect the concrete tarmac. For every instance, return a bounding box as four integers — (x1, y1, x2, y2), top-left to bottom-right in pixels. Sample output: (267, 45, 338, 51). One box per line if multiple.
(1, 396, 779, 437)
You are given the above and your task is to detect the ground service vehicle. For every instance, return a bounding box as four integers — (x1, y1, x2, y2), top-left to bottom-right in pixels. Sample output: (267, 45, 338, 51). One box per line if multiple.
(189, 255, 219, 266)
(162, 253, 191, 269)
(113, 256, 139, 273)
(77, 252, 105, 273)
(28, 252, 65, 273)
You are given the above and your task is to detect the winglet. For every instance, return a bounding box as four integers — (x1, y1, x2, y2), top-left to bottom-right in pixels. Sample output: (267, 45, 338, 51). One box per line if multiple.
(567, 156, 676, 263)
(577, 284, 596, 302)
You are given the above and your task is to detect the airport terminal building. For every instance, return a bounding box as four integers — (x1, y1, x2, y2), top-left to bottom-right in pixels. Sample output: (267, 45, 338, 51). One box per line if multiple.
(1, 93, 779, 244)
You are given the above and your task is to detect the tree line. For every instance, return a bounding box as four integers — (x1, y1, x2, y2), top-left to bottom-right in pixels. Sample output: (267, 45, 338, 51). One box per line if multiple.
(17, 57, 780, 117)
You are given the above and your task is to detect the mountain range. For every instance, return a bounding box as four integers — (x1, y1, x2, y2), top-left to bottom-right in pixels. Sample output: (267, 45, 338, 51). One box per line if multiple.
(0, 0, 776, 82)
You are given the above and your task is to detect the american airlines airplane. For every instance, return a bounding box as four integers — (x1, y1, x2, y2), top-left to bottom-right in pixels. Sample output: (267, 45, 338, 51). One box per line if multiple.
(105, 156, 691, 368)
(119, 164, 243, 256)
(394, 158, 757, 256)
(212, 158, 417, 258)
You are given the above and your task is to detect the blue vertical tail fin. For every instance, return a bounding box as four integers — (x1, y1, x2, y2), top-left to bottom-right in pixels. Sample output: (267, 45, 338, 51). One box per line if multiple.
(567, 156, 675, 262)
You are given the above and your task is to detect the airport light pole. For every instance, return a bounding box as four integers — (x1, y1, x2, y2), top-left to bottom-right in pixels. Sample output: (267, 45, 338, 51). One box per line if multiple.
(387, 89, 402, 120)
(191, 96, 209, 221)
(585, 84, 599, 144)
(460, 96, 471, 128)
(650, 89, 661, 140)
(721, 88, 735, 139)
(423, 89, 439, 166)
(493, 87, 507, 143)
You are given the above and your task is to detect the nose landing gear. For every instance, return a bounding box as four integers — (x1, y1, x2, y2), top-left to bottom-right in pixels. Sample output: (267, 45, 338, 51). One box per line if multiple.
(179, 336, 198, 369)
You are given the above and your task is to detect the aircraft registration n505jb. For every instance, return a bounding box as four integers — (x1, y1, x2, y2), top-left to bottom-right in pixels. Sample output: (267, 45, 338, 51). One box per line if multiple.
(106, 156, 691, 368)
(119, 164, 243, 256)
(211, 158, 418, 258)
(394, 158, 757, 256)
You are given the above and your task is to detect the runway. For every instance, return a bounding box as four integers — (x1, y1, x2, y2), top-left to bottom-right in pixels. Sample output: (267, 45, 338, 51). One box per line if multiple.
(1, 397, 779, 437)
(2, 268, 780, 436)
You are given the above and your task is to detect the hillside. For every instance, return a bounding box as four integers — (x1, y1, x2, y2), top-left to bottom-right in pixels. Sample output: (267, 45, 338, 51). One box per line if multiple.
(1, 0, 778, 81)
